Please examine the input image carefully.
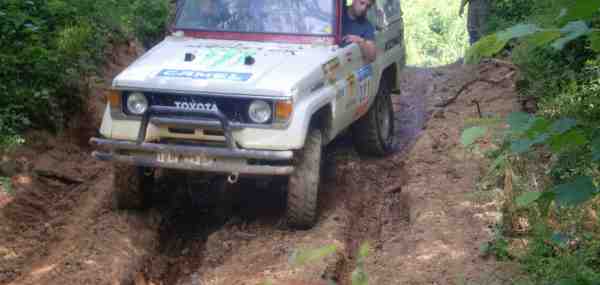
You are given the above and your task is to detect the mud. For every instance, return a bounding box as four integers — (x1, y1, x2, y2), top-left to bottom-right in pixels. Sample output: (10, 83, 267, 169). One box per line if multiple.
(0, 59, 520, 285)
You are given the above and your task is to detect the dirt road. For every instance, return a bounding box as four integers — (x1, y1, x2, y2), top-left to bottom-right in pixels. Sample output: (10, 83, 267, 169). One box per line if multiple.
(0, 58, 520, 284)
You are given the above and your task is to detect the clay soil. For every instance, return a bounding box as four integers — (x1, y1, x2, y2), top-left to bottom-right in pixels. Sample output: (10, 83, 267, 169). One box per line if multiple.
(0, 54, 521, 285)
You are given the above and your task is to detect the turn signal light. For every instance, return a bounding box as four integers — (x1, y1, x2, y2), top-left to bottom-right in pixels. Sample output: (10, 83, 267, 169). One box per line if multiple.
(106, 89, 121, 109)
(275, 100, 293, 122)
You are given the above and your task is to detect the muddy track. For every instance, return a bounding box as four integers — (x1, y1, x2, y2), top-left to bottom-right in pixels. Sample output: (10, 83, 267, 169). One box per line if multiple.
(135, 67, 432, 285)
(0, 61, 520, 285)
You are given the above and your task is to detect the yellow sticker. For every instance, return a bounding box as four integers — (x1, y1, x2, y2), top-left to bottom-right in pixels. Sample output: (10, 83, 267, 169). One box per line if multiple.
(324, 26, 332, 34)
(322, 57, 341, 83)
(346, 74, 356, 97)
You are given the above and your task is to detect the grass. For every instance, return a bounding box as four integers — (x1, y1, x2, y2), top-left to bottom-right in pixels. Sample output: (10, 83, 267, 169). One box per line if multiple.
(401, 0, 469, 66)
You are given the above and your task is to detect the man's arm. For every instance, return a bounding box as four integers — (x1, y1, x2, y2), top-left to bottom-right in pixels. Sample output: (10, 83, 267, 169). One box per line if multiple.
(343, 35, 377, 63)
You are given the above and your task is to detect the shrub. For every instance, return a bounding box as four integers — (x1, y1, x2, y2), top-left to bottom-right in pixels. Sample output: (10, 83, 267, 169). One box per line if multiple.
(0, 0, 170, 149)
(401, 0, 469, 66)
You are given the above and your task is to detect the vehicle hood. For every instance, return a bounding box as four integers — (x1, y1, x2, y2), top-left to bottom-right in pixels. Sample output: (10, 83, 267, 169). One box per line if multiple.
(113, 36, 337, 97)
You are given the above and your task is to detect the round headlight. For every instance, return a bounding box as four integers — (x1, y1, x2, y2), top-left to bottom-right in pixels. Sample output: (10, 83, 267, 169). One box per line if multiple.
(126, 92, 148, 115)
(248, 100, 272, 124)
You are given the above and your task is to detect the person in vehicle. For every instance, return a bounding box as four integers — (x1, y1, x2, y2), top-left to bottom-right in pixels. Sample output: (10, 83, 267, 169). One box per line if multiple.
(178, 0, 230, 29)
(342, 0, 378, 63)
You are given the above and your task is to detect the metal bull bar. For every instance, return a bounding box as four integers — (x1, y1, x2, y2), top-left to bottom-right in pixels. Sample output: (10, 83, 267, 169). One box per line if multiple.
(90, 106, 295, 176)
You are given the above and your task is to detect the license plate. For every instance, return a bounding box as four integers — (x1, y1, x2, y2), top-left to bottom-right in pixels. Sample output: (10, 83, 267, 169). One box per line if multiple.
(156, 152, 213, 166)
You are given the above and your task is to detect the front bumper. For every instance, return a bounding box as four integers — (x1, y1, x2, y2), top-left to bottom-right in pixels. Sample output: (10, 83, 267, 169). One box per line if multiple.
(91, 106, 295, 176)
(91, 138, 294, 175)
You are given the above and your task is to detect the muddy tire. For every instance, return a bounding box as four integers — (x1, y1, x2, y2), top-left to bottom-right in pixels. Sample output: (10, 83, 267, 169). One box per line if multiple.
(112, 163, 153, 210)
(352, 84, 395, 156)
(286, 128, 322, 229)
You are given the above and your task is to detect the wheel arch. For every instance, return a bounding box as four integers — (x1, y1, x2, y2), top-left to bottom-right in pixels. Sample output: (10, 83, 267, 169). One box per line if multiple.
(380, 63, 399, 93)
(309, 104, 333, 145)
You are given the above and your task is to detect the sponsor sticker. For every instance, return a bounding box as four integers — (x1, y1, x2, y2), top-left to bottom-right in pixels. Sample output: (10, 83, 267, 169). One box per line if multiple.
(354, 65, 373, 118)
(158, 69, 252, 82)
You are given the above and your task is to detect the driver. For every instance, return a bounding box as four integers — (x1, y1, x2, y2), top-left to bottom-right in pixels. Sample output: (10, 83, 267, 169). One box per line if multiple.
(342, 0, 378, 63)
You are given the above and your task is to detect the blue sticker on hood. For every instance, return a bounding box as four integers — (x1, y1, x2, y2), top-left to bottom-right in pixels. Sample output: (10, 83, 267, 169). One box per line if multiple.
(158, 69, 252, 82)
(356, 65, 373, 81)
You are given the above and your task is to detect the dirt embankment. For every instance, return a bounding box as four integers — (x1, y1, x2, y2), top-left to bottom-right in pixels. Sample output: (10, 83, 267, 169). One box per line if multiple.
(0, 59, 520, 285)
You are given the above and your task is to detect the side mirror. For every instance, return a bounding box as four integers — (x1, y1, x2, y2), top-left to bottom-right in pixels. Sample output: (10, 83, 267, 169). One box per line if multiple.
(375, 7, 388, 30)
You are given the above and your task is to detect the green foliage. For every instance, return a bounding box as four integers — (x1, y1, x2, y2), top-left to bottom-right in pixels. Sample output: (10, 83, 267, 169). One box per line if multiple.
(480, 223, 515, 262)
(0, 177, 14, 195)
(590, 32, 600, 52)
(558, 1, 600, 26)
(468, 1, 600, 283)
(552, 177, 598, 206)
(0, 0, 170, 146)
(469, 113, 599, 210)
(463, 111, 600, 283)
(486, 0, 536, 33)
(521, 225, 600, 284)
(401, 0, 469, 66)
(467, 0, 599, 64)
(465, 34, 509, 64)
(351, 242, 371, 285)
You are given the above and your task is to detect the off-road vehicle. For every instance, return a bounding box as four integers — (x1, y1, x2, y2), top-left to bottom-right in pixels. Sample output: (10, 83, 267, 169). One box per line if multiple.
(91, 0, 405, 228)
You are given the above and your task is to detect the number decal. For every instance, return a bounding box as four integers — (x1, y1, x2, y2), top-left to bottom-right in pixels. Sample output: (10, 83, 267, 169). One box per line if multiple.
(354, 65, 373, 118)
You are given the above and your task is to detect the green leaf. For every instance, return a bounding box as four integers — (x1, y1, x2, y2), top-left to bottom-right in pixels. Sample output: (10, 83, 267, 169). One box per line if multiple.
(590, 32, 600, 53)
(525, 31, 562, 47)
(357, 242, 370, 261)
(511, 139, 532, 154)
(538, 192, 556, 218)
(497, 24, 541, 41)
(465, 34, 509, 64)
(552, 21, 592, 50)
(552, 176, 599, 206)
(592, 136, 600, 162)
(516, 191, 543, 207)
(507, 112, 533, 134)
(526, 117, 551, 139)
(548, 129, 588, 153)
(461, 126, 488, 147)
(550, 118, 577, 134)
(530, 134, 550, 145)
(559, 0, 600, 24)
(289, 244, 338, 267)
(490, 155, 506, 170)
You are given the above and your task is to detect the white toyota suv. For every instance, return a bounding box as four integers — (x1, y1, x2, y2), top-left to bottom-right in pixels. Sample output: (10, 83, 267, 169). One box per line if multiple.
(91, 0, 405, 228)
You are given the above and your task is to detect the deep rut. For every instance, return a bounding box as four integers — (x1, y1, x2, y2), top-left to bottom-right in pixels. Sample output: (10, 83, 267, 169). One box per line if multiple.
(136, 68, 431, 285)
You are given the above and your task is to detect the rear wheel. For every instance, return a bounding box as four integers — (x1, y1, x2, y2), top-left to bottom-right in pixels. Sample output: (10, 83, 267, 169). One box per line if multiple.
(286, 128, 322, 229)
(112, 163, 153, 210)
(352, 84, 395, 156)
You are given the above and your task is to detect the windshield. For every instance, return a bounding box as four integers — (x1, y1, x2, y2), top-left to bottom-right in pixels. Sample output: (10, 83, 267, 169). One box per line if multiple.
(176, 0, 335, 36)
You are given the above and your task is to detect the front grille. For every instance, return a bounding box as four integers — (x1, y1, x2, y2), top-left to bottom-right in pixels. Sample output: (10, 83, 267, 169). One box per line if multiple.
(123, 92, 273, 124)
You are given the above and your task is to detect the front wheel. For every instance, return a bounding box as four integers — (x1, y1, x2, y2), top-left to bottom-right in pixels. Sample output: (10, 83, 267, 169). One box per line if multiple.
(286, 128, 322, 229)
(352, 85, 395, 156)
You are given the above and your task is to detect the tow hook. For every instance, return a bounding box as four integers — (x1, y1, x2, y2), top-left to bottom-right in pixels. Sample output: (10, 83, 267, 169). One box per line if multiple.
(227, 173, 239, 184)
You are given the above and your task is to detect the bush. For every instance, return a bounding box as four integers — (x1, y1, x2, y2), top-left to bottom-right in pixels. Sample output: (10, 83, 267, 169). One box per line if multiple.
(465, 1, 600, 282)
(401, 0, 469, 66)
(0, 0, 170, 148)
